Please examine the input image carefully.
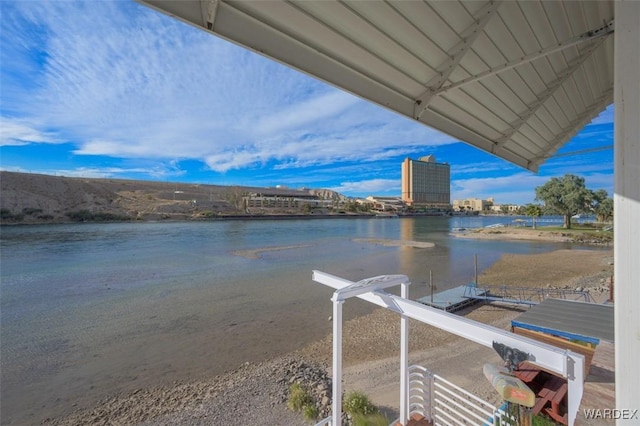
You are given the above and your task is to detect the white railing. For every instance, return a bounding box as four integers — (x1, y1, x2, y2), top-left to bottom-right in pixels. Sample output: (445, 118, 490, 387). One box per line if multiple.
(314, 416, 332, 426)
(408, 365, 517, 426)
(433, 374, 497, 425)
(318, 365, 517, 426)
(408, 365, 431, 419)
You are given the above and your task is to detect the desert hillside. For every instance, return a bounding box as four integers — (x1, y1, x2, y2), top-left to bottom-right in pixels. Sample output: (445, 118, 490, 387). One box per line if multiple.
(0, 172, 345, 224)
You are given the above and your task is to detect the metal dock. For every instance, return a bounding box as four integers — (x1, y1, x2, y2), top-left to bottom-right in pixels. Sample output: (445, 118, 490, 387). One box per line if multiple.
(417, 284, 593, 311)
(416, 285, 487, 312)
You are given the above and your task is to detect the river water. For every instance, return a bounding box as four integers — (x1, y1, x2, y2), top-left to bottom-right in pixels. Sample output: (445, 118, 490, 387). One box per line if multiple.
(0, 216, 574, 424)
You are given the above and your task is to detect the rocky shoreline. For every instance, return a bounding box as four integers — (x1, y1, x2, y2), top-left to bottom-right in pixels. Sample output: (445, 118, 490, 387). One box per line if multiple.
(44, 357, 331, 426)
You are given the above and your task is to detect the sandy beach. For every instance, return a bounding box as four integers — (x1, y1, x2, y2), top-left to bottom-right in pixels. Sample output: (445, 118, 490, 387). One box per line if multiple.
(43, 239, 614, 425)
(452, 225, 613, 246)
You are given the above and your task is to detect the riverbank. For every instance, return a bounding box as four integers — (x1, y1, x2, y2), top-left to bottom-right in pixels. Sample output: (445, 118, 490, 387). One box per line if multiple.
(43, 247, 613, 425)
(0, 171, 354, 224)
(452, 225, 613, 246)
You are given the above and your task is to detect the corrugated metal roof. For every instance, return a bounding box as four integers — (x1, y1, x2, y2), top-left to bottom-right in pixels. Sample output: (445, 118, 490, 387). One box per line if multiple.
(513, 298, 614, 343)
(138, 0, 614, 171)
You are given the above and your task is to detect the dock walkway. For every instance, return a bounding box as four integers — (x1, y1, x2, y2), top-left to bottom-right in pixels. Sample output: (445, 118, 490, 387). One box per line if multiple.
(416, 286, 487, 312)
(417, 284, 592, 311)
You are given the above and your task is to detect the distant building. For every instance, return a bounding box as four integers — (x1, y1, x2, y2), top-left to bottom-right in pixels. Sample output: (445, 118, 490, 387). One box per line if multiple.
(244, 189, 329, 210)
(357, 196, 405, 212)
(401, 155, 450, 208)
(489, 204, 521, 213)
(453, 197, 494, 212)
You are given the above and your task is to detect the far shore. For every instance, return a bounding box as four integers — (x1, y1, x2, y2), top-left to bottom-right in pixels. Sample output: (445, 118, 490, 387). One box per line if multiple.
(451, 225, 613, 246)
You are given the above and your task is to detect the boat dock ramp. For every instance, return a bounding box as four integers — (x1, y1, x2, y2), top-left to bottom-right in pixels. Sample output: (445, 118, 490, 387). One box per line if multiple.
(417, 283, 593, 312)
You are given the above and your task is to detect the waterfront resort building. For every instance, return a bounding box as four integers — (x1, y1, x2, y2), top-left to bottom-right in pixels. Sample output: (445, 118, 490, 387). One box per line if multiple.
(489, 204, 521, 213)
(243, 188, 331, 211)
(356, 196, 405, 212)
(401, 155, 450, 208)
(452, 197, 494, 212)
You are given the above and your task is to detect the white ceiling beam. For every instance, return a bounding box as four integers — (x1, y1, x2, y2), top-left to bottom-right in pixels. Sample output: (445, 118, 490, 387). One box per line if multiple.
(338, 1, 437, 76)
(213, 1, 418, 114)
(284, 1, 428, 88)
(436, 19, 614, 95)
(531, 90, 613, 166)
(549, 145, 613, 159)
(414, 0, 502, 119)
(493, 37, 608, 149)
(418, 106, 534, 170)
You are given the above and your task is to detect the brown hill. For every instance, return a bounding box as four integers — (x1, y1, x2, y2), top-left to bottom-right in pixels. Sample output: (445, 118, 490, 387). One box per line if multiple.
(0, 172, 343, 224)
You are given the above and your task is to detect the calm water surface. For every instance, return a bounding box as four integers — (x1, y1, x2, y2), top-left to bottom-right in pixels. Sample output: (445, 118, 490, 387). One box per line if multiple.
(1, 217, 573, 424)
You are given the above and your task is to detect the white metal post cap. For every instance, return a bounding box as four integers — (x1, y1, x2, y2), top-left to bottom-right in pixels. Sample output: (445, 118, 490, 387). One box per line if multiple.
(332, 274, 410, 301)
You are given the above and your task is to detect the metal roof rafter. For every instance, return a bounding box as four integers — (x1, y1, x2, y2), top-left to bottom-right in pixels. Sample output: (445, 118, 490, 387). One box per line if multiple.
(384, 1, 449, 60)
(493, 36, 608, 149)
(338, 1, 437, 76)
(532, 89, 613, 166)
(201, 0, 219, 30)
(284, 0, 426, 90)
(221, 0, 416, 112)
(414, 1, 502, 119)
(436, 19, 614, 95)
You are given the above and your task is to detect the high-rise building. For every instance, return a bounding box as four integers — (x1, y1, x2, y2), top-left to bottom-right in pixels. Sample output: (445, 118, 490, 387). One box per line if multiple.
(401, 155, 450, 207)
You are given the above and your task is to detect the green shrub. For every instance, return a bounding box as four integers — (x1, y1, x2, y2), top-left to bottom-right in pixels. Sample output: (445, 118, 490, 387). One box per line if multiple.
(533, 414, 559, 426)
(22, 207, 43, 215)
(66, 210, 94, 221)
(0, 209, 24, 221)
(287, 383, 312, 412)
(66, 210, 131, 222)
(302, 404, 319, 421)
(343, 390, 378, 416)
(352, 412, 388, 426)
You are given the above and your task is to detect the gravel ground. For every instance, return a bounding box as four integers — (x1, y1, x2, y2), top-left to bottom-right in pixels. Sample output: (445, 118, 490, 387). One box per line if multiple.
(44, 357, 329, 426)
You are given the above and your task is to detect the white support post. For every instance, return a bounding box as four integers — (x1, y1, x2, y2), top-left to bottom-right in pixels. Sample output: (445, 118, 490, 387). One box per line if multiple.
(614, 1, 640, 419)
(566, 352, 585, 426)
(400, 281, 410, 425)
(331, 296, 344, 426)
(329, 274, 409, 426)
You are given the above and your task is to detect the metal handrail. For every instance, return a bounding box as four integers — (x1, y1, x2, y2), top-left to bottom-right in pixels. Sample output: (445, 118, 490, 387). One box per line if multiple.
(464, 283, 594, 304)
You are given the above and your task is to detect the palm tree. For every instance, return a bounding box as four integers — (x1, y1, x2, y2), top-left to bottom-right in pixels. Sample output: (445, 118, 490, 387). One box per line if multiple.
(524, 204, 543, 229)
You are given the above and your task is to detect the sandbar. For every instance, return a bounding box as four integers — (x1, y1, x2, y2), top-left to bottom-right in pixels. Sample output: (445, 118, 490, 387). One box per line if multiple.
(352, 238, 435, 248)
(232, 244, 313, 259)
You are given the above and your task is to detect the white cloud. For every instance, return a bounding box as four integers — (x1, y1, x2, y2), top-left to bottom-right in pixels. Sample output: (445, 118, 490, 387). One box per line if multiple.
(255, 91, 360, 135)
(330, 179, 400, 195)
(451, 173, 548, 204)
(542, 159, 613, 176)
(0, 118, 61, 146)
(451, 161, 518, 176)
(583, 173, 615, 195)
(589, 104, 614, 125)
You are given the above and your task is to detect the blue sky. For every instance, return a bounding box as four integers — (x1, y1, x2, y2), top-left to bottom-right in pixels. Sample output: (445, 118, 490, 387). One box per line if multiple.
(0, 1, 614, 205)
